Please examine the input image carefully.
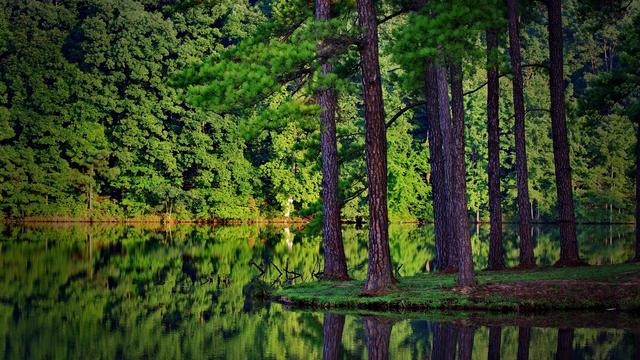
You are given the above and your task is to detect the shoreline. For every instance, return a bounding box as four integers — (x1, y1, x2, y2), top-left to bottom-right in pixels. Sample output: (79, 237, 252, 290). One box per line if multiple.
(1, 218, 634, 226)
(273, 263, 640, 313)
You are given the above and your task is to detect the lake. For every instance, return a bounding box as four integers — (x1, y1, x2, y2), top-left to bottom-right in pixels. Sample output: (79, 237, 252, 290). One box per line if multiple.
(0, 223, 637, 359)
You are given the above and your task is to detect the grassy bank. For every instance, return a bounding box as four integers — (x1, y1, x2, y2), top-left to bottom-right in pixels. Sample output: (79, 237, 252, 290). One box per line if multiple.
(274, 263, 640, 312)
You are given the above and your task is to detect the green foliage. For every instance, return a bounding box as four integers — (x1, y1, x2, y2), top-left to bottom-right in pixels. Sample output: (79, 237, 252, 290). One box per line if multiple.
(0, 0, 637, 223)
(0, 0, 259, 220)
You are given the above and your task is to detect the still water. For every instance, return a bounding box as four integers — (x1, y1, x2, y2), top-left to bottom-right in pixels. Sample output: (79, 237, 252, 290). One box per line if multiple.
(0, 223, 637, 359)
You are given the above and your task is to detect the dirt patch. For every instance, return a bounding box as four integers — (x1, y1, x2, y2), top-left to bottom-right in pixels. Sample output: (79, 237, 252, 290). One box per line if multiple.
(456, 274, 640, 309)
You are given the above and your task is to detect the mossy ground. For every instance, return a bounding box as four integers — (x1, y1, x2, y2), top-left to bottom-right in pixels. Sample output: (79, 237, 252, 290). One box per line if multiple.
(274, 263, 640, 312)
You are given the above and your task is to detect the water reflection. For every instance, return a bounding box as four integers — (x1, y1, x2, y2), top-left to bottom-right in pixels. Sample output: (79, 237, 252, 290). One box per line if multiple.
(518, 327, 531, 360)
(334, 315, 639, 359)
(0, 223, 637, 359)
(488, 326, 501, 360)
(323, 313, 345, 360)
(556, 328, 574, 360)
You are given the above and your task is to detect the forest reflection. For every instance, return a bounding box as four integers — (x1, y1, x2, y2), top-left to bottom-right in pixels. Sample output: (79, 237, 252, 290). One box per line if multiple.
(0, 223, 637, 359)
(323, 314, 638, 359)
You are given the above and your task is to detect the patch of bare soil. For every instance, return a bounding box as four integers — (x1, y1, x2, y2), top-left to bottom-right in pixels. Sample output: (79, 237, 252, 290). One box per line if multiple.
(458, 273, 640, 308)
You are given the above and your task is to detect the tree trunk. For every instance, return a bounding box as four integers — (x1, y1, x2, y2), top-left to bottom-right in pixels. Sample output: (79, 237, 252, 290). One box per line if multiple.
(88, 183, 93, 212)
(88, 182, 93, 223)
(486, 28, 505, 271)
(635, 122, 640, 261)
(357, 0, 396, 293)
(425, 61, 450, 271)
(507, 0, 535, 268)
(364, 317, 393, 360)
(517, 327, 531, 360)
(322, 313, 345, 360)
(436, 62, 458, 272)
(457, 325, 476, 360)
(450, 64, 475, 286)
(555, 328, 574, 360)
(546, 0, 581, 266)
(488, 326, 502, 360)
(431, 323, 458, 360)
(316, 0, 349, 280)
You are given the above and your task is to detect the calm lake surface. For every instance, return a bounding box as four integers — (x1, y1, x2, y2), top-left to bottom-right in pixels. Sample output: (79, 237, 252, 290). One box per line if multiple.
(0, 223, 637, 359)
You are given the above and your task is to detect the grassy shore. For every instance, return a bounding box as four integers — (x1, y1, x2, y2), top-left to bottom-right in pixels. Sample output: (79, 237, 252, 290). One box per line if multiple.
(274, 263, 640, 312)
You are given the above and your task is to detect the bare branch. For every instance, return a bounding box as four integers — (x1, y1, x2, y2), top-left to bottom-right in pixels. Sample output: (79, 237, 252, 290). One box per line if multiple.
(377, 8, 408, 25)
(463, 63, 548, 96)
(385, 100, 427, 128)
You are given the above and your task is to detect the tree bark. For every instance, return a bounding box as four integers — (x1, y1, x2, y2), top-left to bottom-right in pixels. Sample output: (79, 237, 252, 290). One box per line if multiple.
(425, 61, 450, 271)
(555, 328, 574, 360)
(357, 0, 396, 293)
(488, 326, 502, 360)
(436, 62, 458, 272)
(517, 327, 531, 360)
(450, 64, 475, 286)
(635, 122, 640, 261)
(457, 325, 476, 360)
(486, 28, 505, 271)
(507, 0, 535, 268)
(546, 0, 581, 266)
(316, 0, 349, 280)
(322, 313, 345, 360)
(364, 317, 393, 360)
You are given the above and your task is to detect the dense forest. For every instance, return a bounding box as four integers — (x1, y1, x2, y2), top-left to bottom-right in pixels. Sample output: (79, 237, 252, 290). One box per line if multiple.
(2, 0, 640, 353)
(0, 0, 637, 225)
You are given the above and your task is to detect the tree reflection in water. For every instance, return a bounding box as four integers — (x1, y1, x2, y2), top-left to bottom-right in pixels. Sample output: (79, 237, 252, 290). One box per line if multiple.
(555, 328, 574, 360)
(457, 324, 476, 360)
(517, 327, 531, 360)
(488, 326, 502, 360)
(364, 317, 395, 360)
(0, 224, 637, 359)
(322, 313, 345, 360)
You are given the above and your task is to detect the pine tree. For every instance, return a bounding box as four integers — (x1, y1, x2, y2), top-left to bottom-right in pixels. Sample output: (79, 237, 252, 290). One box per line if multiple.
(424, 62, 451, 271)
(507, 0, 535, 267)
(436, 63, 459, 272)
(546, 0, 582, 266)
(486, 28, 505, 270)
(357, 0, 396, 294)
(316, 0, 349, 280)
(450, 64, 475, 286)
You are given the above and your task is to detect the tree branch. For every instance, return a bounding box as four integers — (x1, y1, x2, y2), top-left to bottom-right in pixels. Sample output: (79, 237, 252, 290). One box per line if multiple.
(341, 184, 367, 207)
(463, 63, 548, 96)
(377, 8, 408, 25)
(386, 100, 427, 129)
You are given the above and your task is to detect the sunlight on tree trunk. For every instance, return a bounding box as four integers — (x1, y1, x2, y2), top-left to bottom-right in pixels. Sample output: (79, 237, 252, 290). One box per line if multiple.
(357, 0, 396, 294)
(316, 0, 349, 280)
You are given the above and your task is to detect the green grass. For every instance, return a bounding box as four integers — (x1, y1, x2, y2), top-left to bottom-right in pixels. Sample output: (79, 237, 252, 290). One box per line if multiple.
(273, 263, 640, 312)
